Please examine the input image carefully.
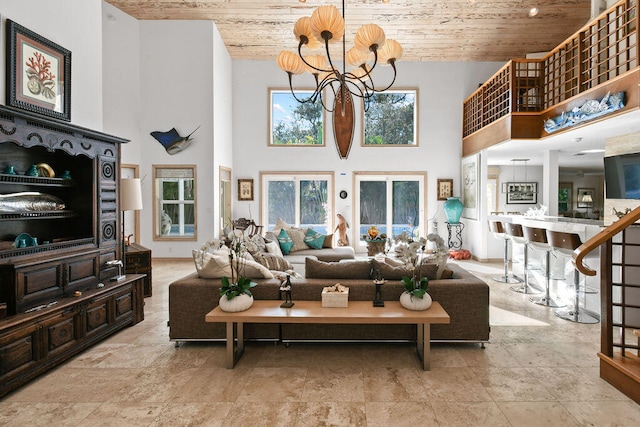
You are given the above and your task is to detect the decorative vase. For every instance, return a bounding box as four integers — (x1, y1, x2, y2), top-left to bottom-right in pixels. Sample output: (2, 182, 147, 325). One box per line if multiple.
(368, 226, 379, 239)
(444, 197, 464, 224)
(26, 164, 39, 177)
(4, 165, 16, 175)
(400, 292, 432, 311)
(219, 293, 254, 312)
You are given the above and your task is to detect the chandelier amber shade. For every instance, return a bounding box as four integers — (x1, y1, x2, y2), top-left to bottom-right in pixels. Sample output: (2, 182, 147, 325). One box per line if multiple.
(277, 51, 305, 75)
(377, 39, 403, 64)
(310, 5, 345, 42)
(294, 17, 322, 50)
(353, 24, 386, 52)
(346, 47, 373, 68)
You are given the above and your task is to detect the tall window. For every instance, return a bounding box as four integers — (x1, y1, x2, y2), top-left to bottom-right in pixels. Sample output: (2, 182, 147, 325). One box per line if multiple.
(261, 173, 333, 233)
(153, 165, 196, 240)
(355, 173, 426, 248)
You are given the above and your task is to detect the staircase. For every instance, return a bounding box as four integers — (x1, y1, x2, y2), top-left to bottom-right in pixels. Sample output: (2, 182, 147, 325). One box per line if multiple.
(574, 207, 640, 404)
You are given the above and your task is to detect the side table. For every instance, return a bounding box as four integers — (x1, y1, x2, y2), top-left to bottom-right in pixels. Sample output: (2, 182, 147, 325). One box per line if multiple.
(446, 222, 464, 249)
(126, 243, 152, 297)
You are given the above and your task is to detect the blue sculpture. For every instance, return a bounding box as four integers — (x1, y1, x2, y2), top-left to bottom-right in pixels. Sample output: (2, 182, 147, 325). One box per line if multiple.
(150, 126, 200, 155)
(544, 92, 625, 133)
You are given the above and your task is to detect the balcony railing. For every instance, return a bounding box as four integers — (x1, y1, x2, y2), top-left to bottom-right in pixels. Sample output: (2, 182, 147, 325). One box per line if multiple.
(463, 0, 638, 139)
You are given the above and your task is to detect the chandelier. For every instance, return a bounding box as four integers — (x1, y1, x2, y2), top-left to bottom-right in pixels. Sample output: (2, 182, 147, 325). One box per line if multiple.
(276, 0, 403, 113)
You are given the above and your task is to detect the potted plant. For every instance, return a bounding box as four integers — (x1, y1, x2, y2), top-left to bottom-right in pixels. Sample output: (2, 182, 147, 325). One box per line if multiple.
(218, 230, 257, 312)
(394, 235, 432, 311)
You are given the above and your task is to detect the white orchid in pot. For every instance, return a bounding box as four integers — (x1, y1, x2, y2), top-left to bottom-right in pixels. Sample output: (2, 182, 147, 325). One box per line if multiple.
(218, 230, 257, 312)
(394, 234, 432, 311)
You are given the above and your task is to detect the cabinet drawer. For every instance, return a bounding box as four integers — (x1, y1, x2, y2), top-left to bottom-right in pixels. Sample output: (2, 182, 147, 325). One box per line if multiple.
(66, 253, 100, 292)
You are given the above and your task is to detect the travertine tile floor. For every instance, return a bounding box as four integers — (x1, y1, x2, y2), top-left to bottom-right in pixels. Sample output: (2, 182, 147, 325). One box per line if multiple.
(2, 258, 640, 426)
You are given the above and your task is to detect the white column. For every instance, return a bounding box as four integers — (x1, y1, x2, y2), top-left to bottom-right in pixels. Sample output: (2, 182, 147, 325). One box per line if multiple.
(543, 150, 559, 216)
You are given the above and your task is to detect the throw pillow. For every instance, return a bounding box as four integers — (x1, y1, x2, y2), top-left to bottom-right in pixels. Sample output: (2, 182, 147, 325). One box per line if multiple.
(253, 252, 293, 271)
(192, 250, 232, 278)
(239, 259, 274, 279)
(304, 228, 325, 249)
(265, 240, 284, 257)
(192, 249, 273, 279)
(278, 228, 294, 255)
(305, 258, 372, 279)
(247, 234, 267, 254)
(274, 218, 291, 231)
(287, 227, 308, 252)
(264, 231, 279, 244)
(323, 233, 334, 248)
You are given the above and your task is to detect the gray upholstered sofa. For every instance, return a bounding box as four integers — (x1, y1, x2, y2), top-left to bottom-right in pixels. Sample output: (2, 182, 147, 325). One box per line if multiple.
(168, 259, 490, 344)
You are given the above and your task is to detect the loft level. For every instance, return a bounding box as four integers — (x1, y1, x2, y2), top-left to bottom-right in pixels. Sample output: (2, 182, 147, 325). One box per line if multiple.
(462, 0, 639, 156)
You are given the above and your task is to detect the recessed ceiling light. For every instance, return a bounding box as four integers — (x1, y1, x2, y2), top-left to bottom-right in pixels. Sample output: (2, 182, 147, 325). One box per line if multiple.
(529, 7, 539, 17)
(581, 149, 605, 154)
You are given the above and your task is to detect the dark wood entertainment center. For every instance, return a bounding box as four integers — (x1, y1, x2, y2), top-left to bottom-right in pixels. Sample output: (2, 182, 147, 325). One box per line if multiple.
(0, 105, 145, 398)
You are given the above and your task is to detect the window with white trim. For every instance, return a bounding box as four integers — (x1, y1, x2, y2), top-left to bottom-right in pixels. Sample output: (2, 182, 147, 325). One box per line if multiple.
(153, 165, 196, 240)
(261, 172, 333, 233)
(354, 173, 426, 250)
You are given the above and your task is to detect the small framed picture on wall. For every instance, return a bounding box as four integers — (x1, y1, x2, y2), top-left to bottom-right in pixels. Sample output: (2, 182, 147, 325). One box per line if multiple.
(238, 179, 254, 201)
(437, 179, 453, 200)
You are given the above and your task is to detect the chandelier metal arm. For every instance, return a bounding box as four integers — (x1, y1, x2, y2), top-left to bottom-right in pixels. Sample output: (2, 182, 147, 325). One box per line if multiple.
(286, 72, 322, 104)
(372, 60, 399, 93)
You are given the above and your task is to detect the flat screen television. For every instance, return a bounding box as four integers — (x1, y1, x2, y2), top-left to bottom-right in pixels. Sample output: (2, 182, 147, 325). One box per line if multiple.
(604, 152, 640, 199)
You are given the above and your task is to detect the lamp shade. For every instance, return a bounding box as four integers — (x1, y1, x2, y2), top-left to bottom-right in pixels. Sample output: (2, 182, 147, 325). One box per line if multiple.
(310, 5, 344, 43)
(581, 194, 593, 203)
(304, 54, 328, 74)
(277, 51, 306, 74)
(377, 39, 403, 64)
(345, 47, 372, 67)
(294, 16, 322, 50)
(120, 178, 143, 211)
(354, 24, 386, 52)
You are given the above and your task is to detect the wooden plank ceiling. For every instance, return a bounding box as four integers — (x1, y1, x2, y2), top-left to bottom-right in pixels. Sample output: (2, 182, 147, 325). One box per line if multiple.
(105, 0, 592, 62)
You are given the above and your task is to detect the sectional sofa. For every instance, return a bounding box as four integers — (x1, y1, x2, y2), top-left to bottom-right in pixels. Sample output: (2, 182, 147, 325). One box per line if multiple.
(168, 258, 490, 345)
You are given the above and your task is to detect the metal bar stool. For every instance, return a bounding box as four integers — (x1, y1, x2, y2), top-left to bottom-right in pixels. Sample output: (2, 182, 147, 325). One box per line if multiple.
(489, 220, 520, 284)
(505, 223, 541, 294)
(522, 225, 566, 308)
(546, 230, 598, 323)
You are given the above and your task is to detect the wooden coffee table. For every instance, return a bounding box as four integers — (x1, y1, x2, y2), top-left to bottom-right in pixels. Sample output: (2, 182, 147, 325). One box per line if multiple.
(205, 300, 450, 370)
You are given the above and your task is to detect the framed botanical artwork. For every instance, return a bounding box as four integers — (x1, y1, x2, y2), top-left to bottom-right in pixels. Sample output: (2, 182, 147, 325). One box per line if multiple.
(238, 179, 254, 201)
(6, 20, 72, 121)
(363, 89, 418, 146)
(506, 182, 538, 204)
(269, 89, 325, 146)
(437, 179, 453, 201)
(461, 154, 479, 220)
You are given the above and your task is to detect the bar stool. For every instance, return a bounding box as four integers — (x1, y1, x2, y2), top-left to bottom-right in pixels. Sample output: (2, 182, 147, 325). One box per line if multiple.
(522, 225, 565, 308)
(546, 230, 598, 323)
(489, 220, 520, 284)
(505, 223, 541, 294)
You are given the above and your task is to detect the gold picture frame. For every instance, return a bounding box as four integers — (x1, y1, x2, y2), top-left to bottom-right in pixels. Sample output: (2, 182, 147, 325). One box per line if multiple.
(437, 179, 453, 200)
(238, 179, 254, 201)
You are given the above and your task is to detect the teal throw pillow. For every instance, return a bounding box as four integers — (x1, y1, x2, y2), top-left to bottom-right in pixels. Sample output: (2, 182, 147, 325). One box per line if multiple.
(304, 228, 326, 249)
(278, 228, 294, 255)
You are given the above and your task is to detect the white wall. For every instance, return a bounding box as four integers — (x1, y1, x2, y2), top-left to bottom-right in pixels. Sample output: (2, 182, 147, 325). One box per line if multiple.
(232, 60, 502, 249)
(102, 2, 141, 163)
(102, 13, 234, 258)
(0, 0, 104, 130)
(212, 27, 233, 236)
